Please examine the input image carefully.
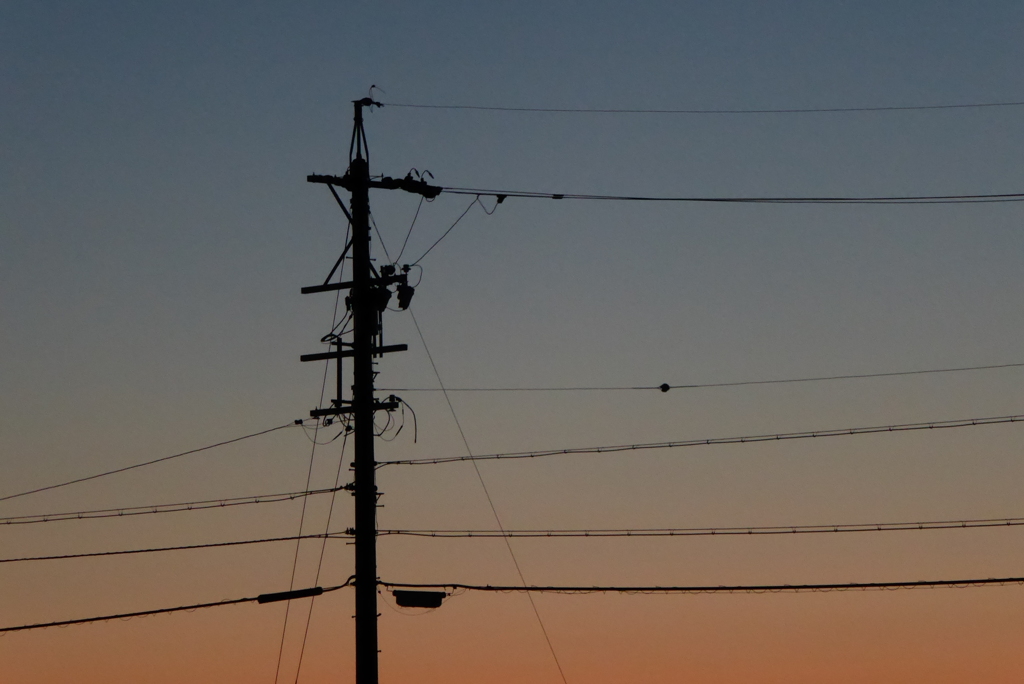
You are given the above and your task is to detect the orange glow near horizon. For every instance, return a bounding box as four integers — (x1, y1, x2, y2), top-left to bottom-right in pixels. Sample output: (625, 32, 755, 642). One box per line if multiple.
(5, 1, 1024, 681)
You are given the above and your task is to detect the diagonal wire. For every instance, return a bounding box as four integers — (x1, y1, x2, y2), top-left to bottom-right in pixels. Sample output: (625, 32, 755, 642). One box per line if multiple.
(370, 212, 392, 263)
(273, 401, 323, 684)
(410, 196, 480, 266)
(0, 532, 352, 564)
(0, 423, 298, 504)
(409, 309, 570, 684)
(0, 486, 344, 526)
(274, 269, 344, 684)
(395, 196, 424, 264)
(293, 430, 350, 683)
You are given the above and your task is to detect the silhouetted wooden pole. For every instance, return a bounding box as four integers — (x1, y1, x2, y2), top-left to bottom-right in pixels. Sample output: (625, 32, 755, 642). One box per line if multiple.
(348, 99, 379, 684)
(302, 98, 439, 684)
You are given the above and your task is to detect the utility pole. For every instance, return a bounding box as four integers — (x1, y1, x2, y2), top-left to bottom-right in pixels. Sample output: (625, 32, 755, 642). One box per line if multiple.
(302, 97, 440, 684)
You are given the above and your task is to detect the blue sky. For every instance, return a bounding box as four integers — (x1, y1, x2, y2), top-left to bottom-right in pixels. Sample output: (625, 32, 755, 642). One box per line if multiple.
(3, 2, 1024, 682)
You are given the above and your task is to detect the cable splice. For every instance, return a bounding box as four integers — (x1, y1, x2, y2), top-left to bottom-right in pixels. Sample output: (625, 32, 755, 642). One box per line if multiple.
(0, 579, 354, 634)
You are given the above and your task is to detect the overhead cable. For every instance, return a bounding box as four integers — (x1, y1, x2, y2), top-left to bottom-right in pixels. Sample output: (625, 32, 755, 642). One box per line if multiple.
(8, 512, 1022, 563)
(379, 515, 1024, 539)
(0, 532, 351, 564)
(0, 486, 343, 526)
(4, 574, 1016, 634)
(410, 196, 483, 266)
(394, 196, 424, 264)
(381, 360, 1024, 393)
(293, 432, 351, 683)
(408, 309, 570, 683)
(382, 576, 1024, 595)
(381, 413, 1024, 466)
(0, 422, 301, 504)
(441, 187, 1024, 205)
(275, 290, 343, 684)
(0, 579, 354, 634)
(380, 99, 1024, 115)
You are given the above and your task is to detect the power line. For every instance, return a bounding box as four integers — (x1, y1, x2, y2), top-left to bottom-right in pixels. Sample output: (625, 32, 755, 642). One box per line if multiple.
(275, 284, 343, 684)
(380, 99, 1024, 115)
(0, 422, 301, 504)
(382, 576, 1024, 595)
(274, 432, 321, 684)
(9, 511, 1021, 563)
(294, 431, 351, 683)
(410, 196, 482, 266)
(0, 532, 351, 564)
(0, 486, 343, 526)
(5, 571, 1017, 635)
(0, 579, 354, 634)
(381, 360, 1024, 393)
(369, 211, 393, 263)
(381, 413, 1024, 466)
(409, 309, 570, 684)
(13, 510, 1023, 563)
(379, 515, 1024, 539)
(394, 196, 423, 264)
(441, 187, 1024, 205)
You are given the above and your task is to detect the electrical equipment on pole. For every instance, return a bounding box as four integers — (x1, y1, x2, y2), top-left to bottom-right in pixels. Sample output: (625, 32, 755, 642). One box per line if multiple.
(302, 97, 439, 684)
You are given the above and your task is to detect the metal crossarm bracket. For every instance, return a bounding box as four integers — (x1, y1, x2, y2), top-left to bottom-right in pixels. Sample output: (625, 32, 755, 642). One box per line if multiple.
(307, 173, 442, 199)
(301, 344, 407, 363)
(310, 401, 400, 419)
(302, 274, 406, 295)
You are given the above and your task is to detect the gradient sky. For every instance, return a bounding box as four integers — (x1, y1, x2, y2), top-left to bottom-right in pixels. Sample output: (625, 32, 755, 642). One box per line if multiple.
(3, 2, 1024, 682)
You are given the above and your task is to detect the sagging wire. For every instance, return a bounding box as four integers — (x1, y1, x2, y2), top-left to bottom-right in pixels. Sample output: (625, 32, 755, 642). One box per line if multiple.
(299, 423, 348, 445)
(367, 395, 418, 444)
(406, 263, 424, 287)
(478, 194, 505, 214)
(381, 577, 1024, 595)
(393, 396, 418, 443)
(323, 312, 353, 341)
(374, 410, 397, 439)
(410, 194, 501, 266)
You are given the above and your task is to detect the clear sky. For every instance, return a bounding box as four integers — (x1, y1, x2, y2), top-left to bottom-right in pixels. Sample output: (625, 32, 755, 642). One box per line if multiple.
(3, 2, 1024, 682)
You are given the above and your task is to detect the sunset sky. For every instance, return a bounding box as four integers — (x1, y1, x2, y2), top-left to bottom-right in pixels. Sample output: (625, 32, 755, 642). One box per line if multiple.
(3, 2, 1024, 682)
